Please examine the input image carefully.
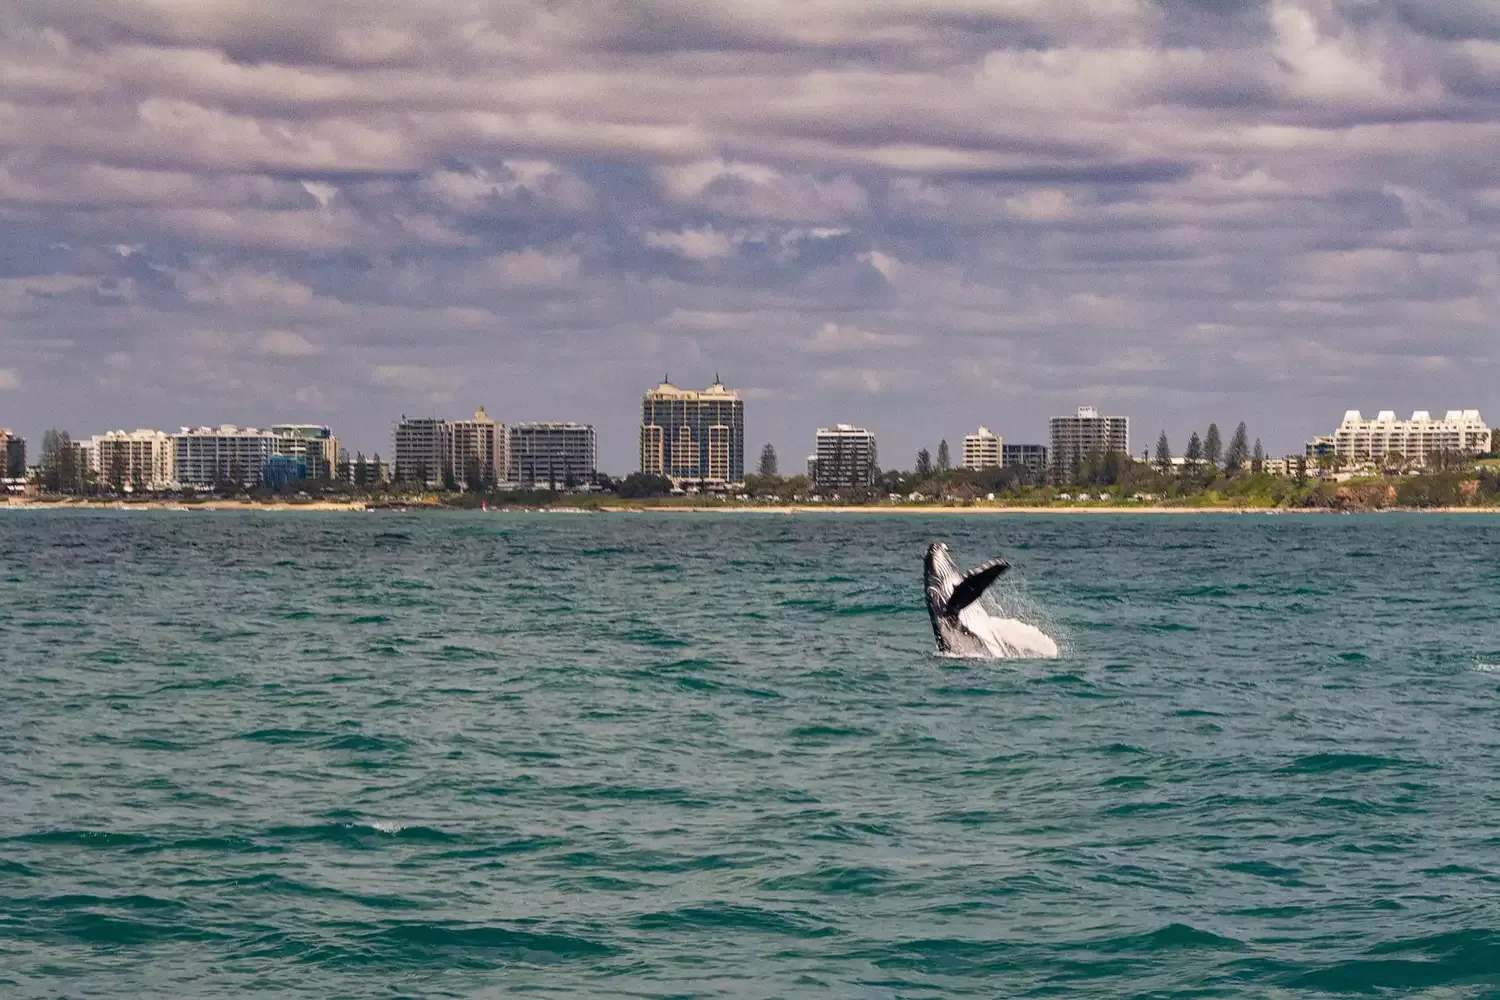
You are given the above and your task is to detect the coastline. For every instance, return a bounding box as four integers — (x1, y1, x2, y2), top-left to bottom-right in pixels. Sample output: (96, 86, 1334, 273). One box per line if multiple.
(6, 498, 1500, 514)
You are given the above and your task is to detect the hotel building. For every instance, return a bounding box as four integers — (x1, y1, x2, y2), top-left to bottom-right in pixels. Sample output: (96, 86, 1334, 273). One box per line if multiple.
(639, 378, 745, 485)
(509, 422, 596, 488)
(1325, 409, 1491, 466)
(812, 424, 878, 490)
(962, 427, 1002, 471)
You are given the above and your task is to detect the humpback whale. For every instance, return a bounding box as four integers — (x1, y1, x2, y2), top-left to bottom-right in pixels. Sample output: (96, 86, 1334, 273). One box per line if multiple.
(924, 542, 1060, 659)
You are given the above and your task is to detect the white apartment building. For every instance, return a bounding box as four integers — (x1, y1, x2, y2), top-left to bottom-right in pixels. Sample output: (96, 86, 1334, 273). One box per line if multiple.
(1329, 409, 1490, 466)
(92, 430, 176, 490)
(174, 426, 284, 488)
(812, 424, 878, 489)
(962, 427, 1002, 471)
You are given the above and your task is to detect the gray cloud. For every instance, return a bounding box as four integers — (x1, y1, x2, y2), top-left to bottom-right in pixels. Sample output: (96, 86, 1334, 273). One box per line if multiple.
(1, 0, 1499, 468)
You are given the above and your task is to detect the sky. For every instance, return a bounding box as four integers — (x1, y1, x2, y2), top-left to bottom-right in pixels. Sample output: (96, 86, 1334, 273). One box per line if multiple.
(3, 0, 1500, 471)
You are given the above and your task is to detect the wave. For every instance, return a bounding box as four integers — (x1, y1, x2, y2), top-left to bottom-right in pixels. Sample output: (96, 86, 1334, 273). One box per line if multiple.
(1278, 752, 1422, 774)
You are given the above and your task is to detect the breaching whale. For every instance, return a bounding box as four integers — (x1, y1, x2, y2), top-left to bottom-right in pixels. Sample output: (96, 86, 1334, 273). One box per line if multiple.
(924, 542, 1060, 659)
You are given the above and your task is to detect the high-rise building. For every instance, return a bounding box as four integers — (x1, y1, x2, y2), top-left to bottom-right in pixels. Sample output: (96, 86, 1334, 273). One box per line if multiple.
(392, 417, 451, 486)
(1325, 409, 1490, 466)
(0, 429, 24, 479)
(1049, 406, 1129, 479)
(812, 424, 878, 490)
(393, 410, 506, 488)
(449, 408, 505, 489)
(962, 427, 1002, 470)
(639, 377, 745, 485)
(1002, 443, 1049, 482)
(272, 425, 340, 482)
(92, 430, 176, 490)
(173, 426, 284, 488)
(509, 423, 596, 488)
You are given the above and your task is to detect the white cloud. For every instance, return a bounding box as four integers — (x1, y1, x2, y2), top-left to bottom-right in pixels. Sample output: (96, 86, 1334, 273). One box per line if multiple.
(256, 330, 323, 357)
(0, 369, 17, 390)
(492, 249, 580, 286)
(2, 0, 1500, 466)
(645, 226, 735, 260)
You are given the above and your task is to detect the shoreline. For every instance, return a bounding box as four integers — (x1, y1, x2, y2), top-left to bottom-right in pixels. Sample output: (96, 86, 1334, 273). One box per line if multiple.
(6, 498, 1500, 514)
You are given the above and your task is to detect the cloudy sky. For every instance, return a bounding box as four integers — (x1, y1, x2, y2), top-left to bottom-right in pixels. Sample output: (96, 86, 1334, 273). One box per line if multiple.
(3, 0, 1500, 468)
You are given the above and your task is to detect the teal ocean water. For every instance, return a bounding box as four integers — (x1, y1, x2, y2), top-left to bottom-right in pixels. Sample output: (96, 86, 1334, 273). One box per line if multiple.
(2, 511, 1499, 998)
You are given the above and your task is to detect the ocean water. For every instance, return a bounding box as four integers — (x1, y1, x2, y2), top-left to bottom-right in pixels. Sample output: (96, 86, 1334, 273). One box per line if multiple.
(1, 510, 1499, 999)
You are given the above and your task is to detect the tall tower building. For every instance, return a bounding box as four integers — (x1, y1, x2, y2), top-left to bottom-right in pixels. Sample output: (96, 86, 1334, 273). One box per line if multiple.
(640, 376, 745, 485)
(509, 423, 596, 488)
(812, 424, 878, 489)
(1049, 406, 1129, 480)
(393, 417, 451, 486)
(449, 408, 505, 488)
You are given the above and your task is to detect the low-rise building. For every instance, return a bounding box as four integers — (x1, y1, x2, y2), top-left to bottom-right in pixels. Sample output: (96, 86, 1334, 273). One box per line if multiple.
(1001, 443, 1048, 482)
(1326, 409, 1490, 466)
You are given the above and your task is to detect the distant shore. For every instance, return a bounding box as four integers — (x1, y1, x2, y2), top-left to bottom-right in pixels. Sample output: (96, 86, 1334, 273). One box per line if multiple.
(6, 497, 1500, 514)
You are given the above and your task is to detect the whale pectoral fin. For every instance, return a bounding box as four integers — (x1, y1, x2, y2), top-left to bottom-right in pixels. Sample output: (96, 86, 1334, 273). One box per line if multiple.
(944, 558, 1009, 615)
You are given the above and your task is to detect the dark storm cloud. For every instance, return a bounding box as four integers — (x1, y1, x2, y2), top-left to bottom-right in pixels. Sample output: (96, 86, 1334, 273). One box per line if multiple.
(1, 0, 1498, 466)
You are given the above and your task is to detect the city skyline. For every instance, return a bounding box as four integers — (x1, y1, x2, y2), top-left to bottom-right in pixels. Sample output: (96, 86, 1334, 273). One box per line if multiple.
(3, 390, 1496, 480)
(3, 3, 1500, 466)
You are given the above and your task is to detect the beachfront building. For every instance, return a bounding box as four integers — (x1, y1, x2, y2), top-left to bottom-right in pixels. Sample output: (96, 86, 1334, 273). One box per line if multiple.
(639, 377, 745, 486)
(1326, 409, 1491, 467)
(92, 429, 176, 491)
(173, 426, 284, 488)
(962, 427, 1002, 471)
(393, 410, 506, 489)
(393, 417, 451, 487)
(509, 422, 596, 488)
(0, 429, 24, 479)
(272, 425, 340, 482)
(1305, 435, 1336, 461)
(1049, 406, 1128, 481)
(449, 408, 505, 490)
(1002, 443, 1049, 483)
(811, 424, 878, 490)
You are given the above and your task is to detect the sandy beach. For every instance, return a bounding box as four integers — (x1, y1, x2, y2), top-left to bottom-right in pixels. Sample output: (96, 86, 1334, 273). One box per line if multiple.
(6, 497, 1499, 514)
